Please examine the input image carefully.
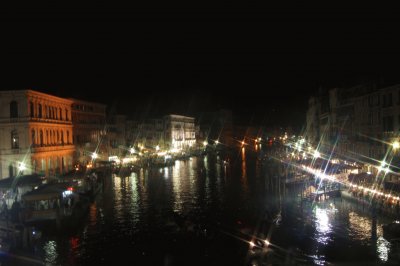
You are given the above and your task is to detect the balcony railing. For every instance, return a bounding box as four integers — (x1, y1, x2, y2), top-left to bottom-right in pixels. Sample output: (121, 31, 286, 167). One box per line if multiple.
(31, 144, 75, 153)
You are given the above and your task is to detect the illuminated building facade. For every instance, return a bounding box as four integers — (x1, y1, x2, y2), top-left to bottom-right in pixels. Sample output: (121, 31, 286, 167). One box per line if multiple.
(70, 99, 107, 165)
(0, 90, 75, 179)
(306, 83, 400, 180)
(164, 114, 196, 150)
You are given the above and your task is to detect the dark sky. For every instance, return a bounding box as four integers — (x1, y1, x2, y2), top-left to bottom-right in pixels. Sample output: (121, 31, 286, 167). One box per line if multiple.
(1, 5, 400, 128)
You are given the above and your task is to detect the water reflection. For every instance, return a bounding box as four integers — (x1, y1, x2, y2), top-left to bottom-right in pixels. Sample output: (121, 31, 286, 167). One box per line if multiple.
(377, 236, 391, 262)
(348, 212, 383, 242)
(30, 152, 400, 265)
(43, 240, 57, 265)
(314, 206, 332, 244)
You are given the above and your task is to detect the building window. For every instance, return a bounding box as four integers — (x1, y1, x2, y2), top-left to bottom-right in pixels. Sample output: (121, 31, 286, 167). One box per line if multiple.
(38, 104, 42, 118)
(10, 101, 18, 118)
(30, 101, 34, 117)
(11, 130, 19, 149)
(59, 108, 62, 120)
(67, 131, 70, 144)
(40, 130, 44, 146)
(32, 130, 36, 145)
(65, 109, 69, 121)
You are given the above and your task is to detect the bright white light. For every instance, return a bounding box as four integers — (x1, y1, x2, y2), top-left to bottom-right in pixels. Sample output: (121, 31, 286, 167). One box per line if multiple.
(215, 140, 219, 144)
(203, 141, 207, 146)
(313, 150, 320, 158)
(18, 162, 26, 171)
(315, 207, 330, 235)
(385, 167, 390, 174)
(156, 145, 160, 151)
(377, 237, 390, 262)
(92, 153, 98, 159)
(130, 148, 135, 154)
(393, 141, 400, 150)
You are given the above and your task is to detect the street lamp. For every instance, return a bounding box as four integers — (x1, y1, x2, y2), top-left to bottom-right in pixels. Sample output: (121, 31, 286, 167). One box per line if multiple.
(18, 162, 26, 172)
(92, 152, 98, 159)
(393, 141, 400, 150)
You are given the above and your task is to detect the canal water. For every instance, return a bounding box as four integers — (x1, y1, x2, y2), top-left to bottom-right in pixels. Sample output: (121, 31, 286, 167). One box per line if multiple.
(6, 148, 399, 265)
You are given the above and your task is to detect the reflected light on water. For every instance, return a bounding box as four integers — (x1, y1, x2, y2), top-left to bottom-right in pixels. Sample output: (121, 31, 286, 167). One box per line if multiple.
(348, 212, 383, 242)
(172, 160, 184, 213)
(377, 236, 390, 262)
(43, 240, 58, 265)
(314, 206, 331, 245)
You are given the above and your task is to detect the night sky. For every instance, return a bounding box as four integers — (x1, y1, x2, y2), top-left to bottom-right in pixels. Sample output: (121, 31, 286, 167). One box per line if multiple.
(1, 6, 400, 128)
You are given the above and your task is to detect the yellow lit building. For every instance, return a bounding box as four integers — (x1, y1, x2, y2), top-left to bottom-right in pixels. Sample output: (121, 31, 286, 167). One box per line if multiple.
(164, 114, 196, 150)
(0, 90, 75, 179)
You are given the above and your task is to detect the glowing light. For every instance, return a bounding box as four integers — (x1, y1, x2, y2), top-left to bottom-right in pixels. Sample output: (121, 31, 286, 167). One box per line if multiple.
(249, 241, 255, 247)
(18, 162, 26, 171)
(215, 140, 219, 144)
(393, 141, 400, 150)
(264, 239, 269, 246)
(313, 150, 320, 158)
(377, 237, 390, 262)
(92, 152, 98, 159)
(130, 148, 135, 154)
(156, 145, 160, 151)
(203, 141, 207, 146)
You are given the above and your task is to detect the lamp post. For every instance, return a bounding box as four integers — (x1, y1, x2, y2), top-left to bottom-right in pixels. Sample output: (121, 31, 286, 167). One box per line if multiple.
(392, 141, 400, 150)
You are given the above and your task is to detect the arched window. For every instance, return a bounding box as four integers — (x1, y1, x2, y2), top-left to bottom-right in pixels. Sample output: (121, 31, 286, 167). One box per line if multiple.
(31, 129, 36, 145)
(30, 101, 34, 117)
(11, 130, 19, 149)
(40, 130, 44, 146)
(38, 104, 42, 118)
(10, 101, 18, 118)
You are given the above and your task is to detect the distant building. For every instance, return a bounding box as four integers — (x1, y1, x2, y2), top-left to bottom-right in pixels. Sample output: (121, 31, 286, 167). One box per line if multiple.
(164, 114, 196, 150)
(70, 98, 107, 165)
(0, 90, 75, 179)
(106, 115, 127, 158)
(304, 83, 400, 179)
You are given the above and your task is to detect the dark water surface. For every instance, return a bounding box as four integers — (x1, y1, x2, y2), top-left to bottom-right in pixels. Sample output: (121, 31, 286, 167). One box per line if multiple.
(12, 149, 399, 265)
